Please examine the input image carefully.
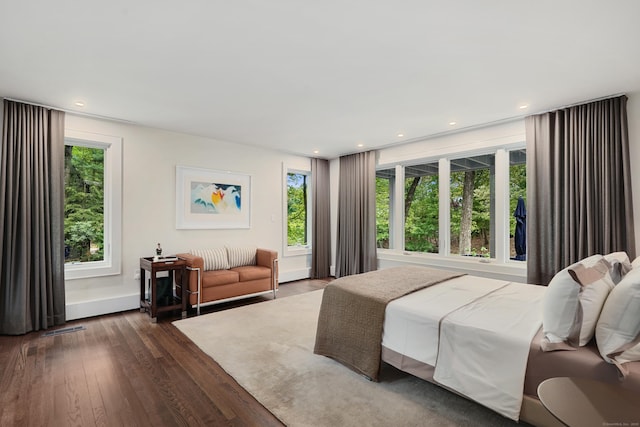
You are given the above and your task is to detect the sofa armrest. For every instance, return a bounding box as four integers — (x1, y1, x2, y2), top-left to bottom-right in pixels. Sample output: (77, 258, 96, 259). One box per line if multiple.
(256, 248, 278, 286)
(177, 252, 204, 270)
(256, 248, 277, 268)
(176, 253, 203, 295)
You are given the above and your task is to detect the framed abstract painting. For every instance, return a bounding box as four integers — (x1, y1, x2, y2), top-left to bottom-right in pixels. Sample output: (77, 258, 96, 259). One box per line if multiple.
(175, 165, 251, 229)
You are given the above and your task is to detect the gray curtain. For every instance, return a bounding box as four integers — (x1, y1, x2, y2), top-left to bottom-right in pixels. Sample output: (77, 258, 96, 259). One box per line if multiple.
(0, 99, 66, 335)
(335, 151, 377, 278)
(311, 158, 331, 278)
(525, 95, 635, 285)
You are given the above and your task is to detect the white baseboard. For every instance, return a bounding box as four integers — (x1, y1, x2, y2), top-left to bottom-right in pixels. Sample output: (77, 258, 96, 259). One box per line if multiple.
(66, 266, 334, 320)
(279, 268, 311, 283)
(66, 293, 139, 321)
(279, 266, 336, 283)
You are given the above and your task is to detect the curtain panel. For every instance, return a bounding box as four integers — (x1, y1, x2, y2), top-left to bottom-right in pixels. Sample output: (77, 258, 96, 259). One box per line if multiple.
(525, 95, 635, 285)
(311, 158, 331, 278)
(335, 151, 377, 278)
(0, 99, 66, 335)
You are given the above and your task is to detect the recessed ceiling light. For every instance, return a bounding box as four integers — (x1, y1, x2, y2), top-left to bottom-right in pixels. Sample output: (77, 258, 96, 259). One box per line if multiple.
(74, 101, 85, 107)
(313, 150, 320, 154)
(357, 143, 364, 148)
(519, 104, 528, 110)
(397, 133, 404, 138)
(449, 121, 457, 126)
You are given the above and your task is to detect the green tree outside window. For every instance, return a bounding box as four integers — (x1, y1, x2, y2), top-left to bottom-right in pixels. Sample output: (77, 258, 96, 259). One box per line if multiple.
(64, 145, 105, 263)
(287, 172, 308, 246)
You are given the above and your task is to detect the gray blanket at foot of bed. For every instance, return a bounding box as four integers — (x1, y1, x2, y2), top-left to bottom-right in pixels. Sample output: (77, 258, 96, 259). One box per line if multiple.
(313, 266, 464, 381)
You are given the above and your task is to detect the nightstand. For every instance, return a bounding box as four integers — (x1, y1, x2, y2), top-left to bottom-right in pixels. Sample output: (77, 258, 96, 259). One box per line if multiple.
(537, 377, 638, 426)
(139, 257, 187, 322)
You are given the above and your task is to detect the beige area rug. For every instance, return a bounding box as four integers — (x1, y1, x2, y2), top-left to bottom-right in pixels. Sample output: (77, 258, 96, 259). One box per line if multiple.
(173, 290, 523, 427)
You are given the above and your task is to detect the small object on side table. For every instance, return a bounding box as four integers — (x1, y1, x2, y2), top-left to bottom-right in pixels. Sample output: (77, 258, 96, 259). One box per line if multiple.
(154, 243, 162, 261)
(139, 256, 186, 322)
(537, 377, 639, 427)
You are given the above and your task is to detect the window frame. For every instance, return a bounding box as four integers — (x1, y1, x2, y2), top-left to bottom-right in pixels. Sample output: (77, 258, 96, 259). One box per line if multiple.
(506, 148, 527, 262)
(283, 166, 312, 257)
(375, 167, 396, 249)
(401, 160, 441, 254)
(447, 151, 496, 258)
(64, 129, 122, 279)
(376, 143, 526, 267)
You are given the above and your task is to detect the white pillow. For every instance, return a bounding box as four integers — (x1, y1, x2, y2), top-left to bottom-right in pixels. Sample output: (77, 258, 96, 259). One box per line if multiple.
(541, 255, 616, 351)
(226, 246, 257, 268)
(190, 247, 230, 271)
(595, 267, 640, 375)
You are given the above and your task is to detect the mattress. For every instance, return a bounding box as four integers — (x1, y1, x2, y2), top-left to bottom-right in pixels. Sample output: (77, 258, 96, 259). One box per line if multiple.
(381, 276, 640, 423)
(382, 275, 546, 420)
(382, 275, 509, 366)
(382, 335, 640, 399)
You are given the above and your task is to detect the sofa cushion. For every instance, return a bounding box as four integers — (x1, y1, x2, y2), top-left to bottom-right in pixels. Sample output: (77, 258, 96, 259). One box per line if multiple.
(190, 247, 230, 271)
(202, 269, 239, 288)
(232, 265, 271, 282)
(227, 246, 257, 268)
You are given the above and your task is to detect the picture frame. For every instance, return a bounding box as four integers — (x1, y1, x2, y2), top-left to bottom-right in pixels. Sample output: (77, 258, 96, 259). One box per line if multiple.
(175, 165, 251, 229)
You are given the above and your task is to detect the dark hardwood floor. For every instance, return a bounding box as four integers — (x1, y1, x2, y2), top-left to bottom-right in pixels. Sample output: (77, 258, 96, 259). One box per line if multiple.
(0, 279, 330, 427)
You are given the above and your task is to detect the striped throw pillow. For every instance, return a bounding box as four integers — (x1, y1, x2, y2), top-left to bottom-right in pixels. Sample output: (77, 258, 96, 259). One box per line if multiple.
(227, 246, 257, 268)
(190, 248, 230, 271)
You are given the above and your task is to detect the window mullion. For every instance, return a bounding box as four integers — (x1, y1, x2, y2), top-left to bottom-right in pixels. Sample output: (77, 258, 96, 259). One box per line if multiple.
(438, 158, 450, 256)
(494, 149, 509, 263)
(393, 164, 404, 251)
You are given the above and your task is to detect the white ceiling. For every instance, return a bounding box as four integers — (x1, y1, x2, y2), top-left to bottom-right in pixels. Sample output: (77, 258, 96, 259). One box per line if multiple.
(1, 1, 639, 159)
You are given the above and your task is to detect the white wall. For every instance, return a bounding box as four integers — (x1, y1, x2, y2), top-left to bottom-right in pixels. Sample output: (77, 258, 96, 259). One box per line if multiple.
(377, 120, 526, 166)
(62, 114, 311, 319)
(627, 91, 640, 253)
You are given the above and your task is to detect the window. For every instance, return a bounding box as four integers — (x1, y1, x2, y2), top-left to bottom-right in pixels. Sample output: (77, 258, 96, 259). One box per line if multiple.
(509, 149, 527, 261)
(375, 168, 394, 249)
(449, 154, 495, 258)
(404, 162, 439, 253)
(65, 144, 105, 262)
(286, 170, 310, 249)
(64, 130, 122, 279)
(376, 146, 526, 265)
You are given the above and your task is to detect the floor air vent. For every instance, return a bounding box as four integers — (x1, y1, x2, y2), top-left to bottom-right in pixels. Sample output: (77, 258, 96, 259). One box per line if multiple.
(42, 325, 86, 337)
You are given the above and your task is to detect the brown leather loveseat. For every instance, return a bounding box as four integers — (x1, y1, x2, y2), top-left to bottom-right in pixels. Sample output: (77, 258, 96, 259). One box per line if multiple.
(176, 246, 278, 315)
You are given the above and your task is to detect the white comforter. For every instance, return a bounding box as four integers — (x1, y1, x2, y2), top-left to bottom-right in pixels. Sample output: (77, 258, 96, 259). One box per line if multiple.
(382, 275, 545, 421)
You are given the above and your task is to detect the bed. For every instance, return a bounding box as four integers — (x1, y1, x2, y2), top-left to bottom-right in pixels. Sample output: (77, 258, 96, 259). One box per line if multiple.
(314, 261, 640, 426)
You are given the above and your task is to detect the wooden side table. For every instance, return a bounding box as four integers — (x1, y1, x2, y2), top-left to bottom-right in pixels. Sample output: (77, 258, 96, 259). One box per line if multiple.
(139, 257, 187, 322)
(537, 377, 639, 426)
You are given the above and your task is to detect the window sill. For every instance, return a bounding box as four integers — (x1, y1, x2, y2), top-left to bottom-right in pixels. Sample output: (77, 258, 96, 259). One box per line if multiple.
(377, 249, 527, 283)
(65, 262, 121, 280)
(284, 246, 311, 258)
